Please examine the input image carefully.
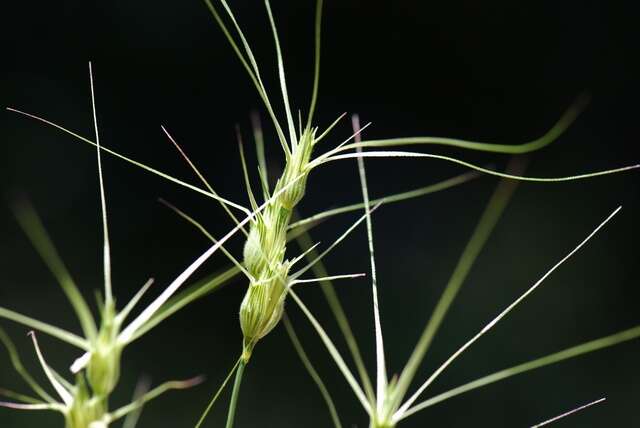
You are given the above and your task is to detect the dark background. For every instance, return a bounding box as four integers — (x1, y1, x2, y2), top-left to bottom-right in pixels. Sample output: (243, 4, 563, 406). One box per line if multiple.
(1, 1, 639, 427)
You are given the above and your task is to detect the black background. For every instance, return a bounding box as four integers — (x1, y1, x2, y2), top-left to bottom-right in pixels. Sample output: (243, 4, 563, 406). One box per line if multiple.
(1, 1, 639, 427)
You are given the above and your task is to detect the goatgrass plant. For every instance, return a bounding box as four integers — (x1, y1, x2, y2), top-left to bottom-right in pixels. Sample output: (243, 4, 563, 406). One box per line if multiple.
(4, 0, 640, 426)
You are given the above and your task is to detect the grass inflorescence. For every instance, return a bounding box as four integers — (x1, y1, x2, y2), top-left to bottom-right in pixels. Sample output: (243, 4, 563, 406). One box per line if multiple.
(2, 0, 639, 427)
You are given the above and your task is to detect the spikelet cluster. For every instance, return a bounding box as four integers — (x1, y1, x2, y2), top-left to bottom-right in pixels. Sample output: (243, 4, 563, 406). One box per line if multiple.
(1, 64, 205, 428)
(64, 375, 108, 428)
(85, 302, 121, 398)
(239, 128, 316, 360)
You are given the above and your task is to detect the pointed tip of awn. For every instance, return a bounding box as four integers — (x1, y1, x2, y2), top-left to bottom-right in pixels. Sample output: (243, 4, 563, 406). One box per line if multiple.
(182, 375, 206, 389)
(530, 397, 606, 428)
(610, 206, 622, 218)
(160, 125, 179, 143)
(160, 125, 177, 145)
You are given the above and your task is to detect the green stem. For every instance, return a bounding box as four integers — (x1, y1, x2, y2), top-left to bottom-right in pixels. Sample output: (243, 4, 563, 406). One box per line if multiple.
(225, 360, 246, 428)
(195, 358, 241, 428)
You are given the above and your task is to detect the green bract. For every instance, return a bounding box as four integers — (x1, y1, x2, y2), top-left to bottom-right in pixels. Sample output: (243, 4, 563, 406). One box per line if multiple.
(85, 303, 121, 397)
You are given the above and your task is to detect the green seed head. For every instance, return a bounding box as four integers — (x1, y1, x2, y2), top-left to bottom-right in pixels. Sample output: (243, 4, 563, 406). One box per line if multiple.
(86, 302, 122, 397)
(240, 204, 291, 361)
(242, 209, 287, 275)
(275, 127, 316, 210)
(239, 261, 290, 360)
(239, 128, 318, 360)
(65, 375, 107, 428)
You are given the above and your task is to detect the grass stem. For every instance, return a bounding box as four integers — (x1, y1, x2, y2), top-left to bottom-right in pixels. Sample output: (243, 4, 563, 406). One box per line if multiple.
(225, 359, 246, 428)
(195, 358, 241, 428)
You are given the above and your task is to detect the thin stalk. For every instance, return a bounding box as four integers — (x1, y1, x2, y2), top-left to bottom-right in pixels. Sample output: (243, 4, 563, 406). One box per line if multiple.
(11, 200, 97, 341)
(288, 170, 480, 231)
(353, 115, 387, 410)
(88, 61, 113, 305)
(289, 289, 370, 413)
(398, 206, 622, 415)
(397, 206, 623, 420)
(306, 0, 323, 128)
(392, 157, 525, 412)
(107, 377, 204, 423)
(283, 315, 342, 428)
(293, 227, 376, 403)
(122, 378, 151, 428)
(0, 327, 54, 403)
(128, 267, 238, 344)
(251, 112, 269, 193)
(315, 150, 639, 183)
(201, 0, 290, 153)
(0, 307, 89, 350)
(0, 388, 43, 405)
(531, 397, 606, 427)
(400, 324, 640, 419)
(161, 125, 248, 237)
(339, 94, 590, 154)
(225, 360, 246, 428)
(6, 107, 249, 215)
(195, 358, 241, 428)
(264, 0, 297, 146)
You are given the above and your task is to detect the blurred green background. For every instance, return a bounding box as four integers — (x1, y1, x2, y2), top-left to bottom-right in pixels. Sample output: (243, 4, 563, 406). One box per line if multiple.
(1, 0, 639, 426)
